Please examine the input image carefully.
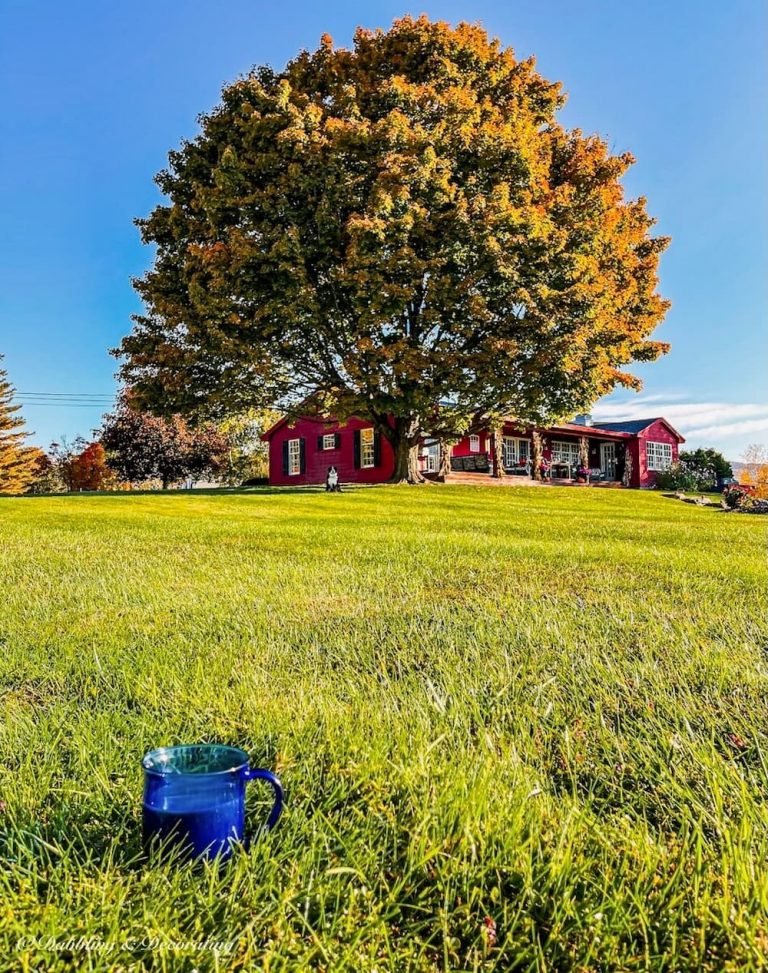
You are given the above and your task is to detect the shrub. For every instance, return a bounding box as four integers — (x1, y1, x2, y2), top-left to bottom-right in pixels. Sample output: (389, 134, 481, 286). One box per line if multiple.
(655, 462, 701, 492)
(722, 484, 768, 513)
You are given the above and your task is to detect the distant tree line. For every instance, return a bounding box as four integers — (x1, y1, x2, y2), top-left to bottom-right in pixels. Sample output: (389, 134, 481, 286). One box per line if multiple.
(0, 361, 279, 494)
(2, 352, 765, 498)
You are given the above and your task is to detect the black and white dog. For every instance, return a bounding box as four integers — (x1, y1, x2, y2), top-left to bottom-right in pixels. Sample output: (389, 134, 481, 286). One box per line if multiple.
(325, 466, 341, 492)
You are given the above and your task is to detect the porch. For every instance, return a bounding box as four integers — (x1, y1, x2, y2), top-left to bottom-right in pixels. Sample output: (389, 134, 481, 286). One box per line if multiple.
(419, 424, 629, 484)
(432, 471, 626, 487)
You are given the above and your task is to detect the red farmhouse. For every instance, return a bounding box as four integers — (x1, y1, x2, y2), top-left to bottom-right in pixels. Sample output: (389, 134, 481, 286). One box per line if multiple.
(262, 413, 684, 489)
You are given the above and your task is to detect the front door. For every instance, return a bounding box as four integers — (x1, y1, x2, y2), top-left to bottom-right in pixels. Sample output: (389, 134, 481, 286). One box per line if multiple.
(600, 443, 617, 480)
(422, 443, 440, 473)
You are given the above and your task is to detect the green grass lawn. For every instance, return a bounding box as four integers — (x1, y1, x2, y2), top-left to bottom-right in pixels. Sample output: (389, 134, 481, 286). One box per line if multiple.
(0, 485, 766, 971)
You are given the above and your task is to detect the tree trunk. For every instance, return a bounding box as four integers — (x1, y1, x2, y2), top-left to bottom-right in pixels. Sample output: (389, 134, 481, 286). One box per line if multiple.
(389, 416, 425, 484)
(391, 438, 424, 483)
(578, 436, 589, 469)
(438, 441, 453, 481)
(491, 427, 504, 478)
(532, 431, 543, 481)
(622, 448, 633, 487)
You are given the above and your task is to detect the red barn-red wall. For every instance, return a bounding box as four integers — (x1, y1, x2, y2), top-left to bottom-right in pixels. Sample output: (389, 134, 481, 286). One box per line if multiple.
(452, 431, 491, 457)
(635, 420, 681, 488)
(266, 416, 394, 486)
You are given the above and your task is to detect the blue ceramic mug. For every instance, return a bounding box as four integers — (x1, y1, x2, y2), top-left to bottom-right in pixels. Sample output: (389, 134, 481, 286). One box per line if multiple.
(142, 744, 283, 860)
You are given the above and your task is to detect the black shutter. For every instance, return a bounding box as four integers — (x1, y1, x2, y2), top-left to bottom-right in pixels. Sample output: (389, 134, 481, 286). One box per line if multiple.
(353, 430, 361, 469)
(282, 440, 289, 476)
(334, 432, 341, 449)
(317, 434, 324, 451)
(299, 438, 306, 474)
(373, 432, 381, 467)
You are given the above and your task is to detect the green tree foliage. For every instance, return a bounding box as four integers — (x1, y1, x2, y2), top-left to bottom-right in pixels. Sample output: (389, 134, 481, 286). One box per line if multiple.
(46, 438, 89, 492)
(217, 408, 282, 484)
(100, 407, 228, 488)
(25, 450, 66, 494)
(117, 16, 670, 482)
(0, 355, 40, 494)
(657, 448, 734, 492)
(679, 448, 732, 482)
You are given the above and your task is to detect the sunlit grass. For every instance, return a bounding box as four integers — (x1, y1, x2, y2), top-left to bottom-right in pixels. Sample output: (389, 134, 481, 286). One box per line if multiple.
(0, 485, 766, 971)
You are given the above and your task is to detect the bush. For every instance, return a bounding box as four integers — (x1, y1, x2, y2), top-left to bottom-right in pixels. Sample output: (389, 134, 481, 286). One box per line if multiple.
(679, 447, 732, 484)
(655, 462, 701, 492)
(723, 485, 768, 514)
(722, 485, 745, 509)
(241, 476, 269, 487)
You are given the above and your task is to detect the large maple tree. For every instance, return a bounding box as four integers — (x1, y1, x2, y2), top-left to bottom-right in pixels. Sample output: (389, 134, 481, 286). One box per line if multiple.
(117, 16, 670, 482)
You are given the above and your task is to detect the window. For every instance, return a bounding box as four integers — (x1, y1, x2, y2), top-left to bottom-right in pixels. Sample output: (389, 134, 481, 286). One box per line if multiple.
(646, 440, 673, 471)
(287, 438, 301, 476)
(360, 427, 375, 468)
(421, 442, 439, 473)
(551, 441, 580, 466)
(469, 434, 481, 453)
(503, 437, 530, 467)
(322, 433, 336, 451)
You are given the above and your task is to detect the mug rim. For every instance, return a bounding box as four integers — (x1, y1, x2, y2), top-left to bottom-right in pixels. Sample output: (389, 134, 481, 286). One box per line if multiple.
(142, 744, 249, 777)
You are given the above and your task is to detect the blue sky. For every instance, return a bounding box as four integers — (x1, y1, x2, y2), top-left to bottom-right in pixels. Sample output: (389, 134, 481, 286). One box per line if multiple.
(1, 0, 765, 458)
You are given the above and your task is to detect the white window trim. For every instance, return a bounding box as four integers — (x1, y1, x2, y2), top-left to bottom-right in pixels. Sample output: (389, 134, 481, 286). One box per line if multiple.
(322, 433, 336, 451)
(503, 436, 531, 466)
(551, 440, 581, 465)
(469, 434, 481, 453)
(360, 427, 375, 469)
(421, 442, 439, 473)
(287, 438, 301, 476)
(646, 440, 673, 472)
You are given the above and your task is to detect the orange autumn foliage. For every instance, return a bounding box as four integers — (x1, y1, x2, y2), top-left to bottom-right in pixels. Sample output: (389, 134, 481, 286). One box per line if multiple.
(117, 16, 670, 482)
(67, 442, 115, 492)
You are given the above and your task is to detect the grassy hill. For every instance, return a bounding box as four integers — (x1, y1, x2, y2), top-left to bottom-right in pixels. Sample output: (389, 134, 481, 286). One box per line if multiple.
(0, 486, 766, 971)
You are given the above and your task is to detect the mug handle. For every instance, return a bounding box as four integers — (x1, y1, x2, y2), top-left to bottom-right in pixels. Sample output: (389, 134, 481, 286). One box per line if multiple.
(243, 767, 284, 832)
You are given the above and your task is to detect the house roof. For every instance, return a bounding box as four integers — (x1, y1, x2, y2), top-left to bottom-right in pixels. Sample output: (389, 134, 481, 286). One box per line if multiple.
(546, 421, 631, 439)
(260, 414, 291, 440)
(592, 417, 685, 442)
(593, 417, 662, 434)
(260, 413, 331, 440)
(262, 409, 685, 443)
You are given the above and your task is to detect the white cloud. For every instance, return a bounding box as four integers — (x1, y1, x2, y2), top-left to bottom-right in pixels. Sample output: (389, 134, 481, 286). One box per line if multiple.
(591, 396, 768, 454)
(683, 416, 768, 440)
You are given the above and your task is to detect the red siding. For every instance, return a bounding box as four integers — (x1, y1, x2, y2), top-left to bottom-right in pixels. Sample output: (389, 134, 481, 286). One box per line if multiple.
(635, 420, 681, 488)
(453, 431, 491, 457)
(267, 416, 394, 487)
(264, 413, 682, 488)
(626, 439, 642, 488)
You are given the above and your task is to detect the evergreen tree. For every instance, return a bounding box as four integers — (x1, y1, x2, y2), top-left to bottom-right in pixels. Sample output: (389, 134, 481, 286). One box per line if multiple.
(0, 356, 39, 494)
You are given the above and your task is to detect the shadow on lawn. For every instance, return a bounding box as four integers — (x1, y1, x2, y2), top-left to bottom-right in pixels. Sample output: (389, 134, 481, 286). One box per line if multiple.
(9, 485, 332, 500)
(660, 492, 728, 512)
(2, 802, 146, 874)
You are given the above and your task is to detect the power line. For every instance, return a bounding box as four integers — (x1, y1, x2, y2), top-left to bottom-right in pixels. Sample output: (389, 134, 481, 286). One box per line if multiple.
(16, 392, 116, 409)
(17, 402, 115, 408)
(18, 398, 114, 402)
(17, 392, 115, 399)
